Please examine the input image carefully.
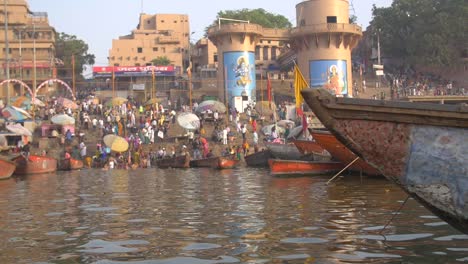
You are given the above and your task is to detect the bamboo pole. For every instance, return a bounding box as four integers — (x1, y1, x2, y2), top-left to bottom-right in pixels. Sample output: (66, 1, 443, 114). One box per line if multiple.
(326, 157, 360, 185)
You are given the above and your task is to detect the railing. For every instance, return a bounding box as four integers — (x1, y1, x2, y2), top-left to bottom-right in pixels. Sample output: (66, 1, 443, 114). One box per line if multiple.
(207, 23, 264, 36)
(291, 23, 362, 36)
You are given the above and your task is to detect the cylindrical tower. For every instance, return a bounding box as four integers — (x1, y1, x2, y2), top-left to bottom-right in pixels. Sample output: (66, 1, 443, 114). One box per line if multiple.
(291, 0, 362, 97)
(208, 23, 263, 112)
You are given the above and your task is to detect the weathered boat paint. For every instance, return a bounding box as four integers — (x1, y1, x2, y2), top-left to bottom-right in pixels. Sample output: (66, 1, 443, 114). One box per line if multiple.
(12, 155, 58, 175)
(244, 149, 272, 167)
(156, 154, 190, 169)
(268, 159, 343, 177)
(0, 158, 16, 179)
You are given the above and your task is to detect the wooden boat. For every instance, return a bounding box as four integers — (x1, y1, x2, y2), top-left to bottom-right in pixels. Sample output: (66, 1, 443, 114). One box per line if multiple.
(265, 142, 304, 160)
(215, 156, 240, 170)
(190, 156, 219, 168)
(244, 149, 272, 167)
(156, 154, 190, 169)
(309, 129, 381, 176)
(0, 158, 16, 179)
(291, 139, 328, 155)
(301, 88, 468, 234)
(58, 158, 84, 171)
(268, 159, 343, 176)
(12, 155, 58, 175)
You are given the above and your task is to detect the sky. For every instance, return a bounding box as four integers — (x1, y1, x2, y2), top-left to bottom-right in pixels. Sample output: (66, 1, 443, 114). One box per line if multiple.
(28, 0, 392, 67)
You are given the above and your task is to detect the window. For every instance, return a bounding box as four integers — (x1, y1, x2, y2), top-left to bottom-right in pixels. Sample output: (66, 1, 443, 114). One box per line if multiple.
(174, 20, 177, 23)
(147, 20, 150, 24)
(161, 20, 165, 23)
(114, 63, 120, 66)
(300, 19, 306, 26)
(153, 47, 158, 52)
(271, 47, 277, 60)
(137, 47, 143, 53)
(213, 54, 218, 63)
(162, 47, 166, 53)
(327, 16, 337, 23)
(263, 46, 269, 61)
(255, 46, 260, 60)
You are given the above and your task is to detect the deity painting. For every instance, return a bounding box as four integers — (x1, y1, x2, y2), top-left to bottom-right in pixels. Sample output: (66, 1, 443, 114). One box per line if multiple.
(310, 60, 348, 96)
(224, 51, 256, 106)
(233, 55, 252, 88)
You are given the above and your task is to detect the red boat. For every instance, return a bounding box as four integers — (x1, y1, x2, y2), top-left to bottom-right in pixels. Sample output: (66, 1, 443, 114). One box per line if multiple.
(268, 159, 343, 176)
(291, 139, 329, 155)
(215, 156, 240, 170)
(310, 129, 381, 176)
(58, 158, 85, 171)
(0, 158, 16, 179)
(12, 155, 58, 175)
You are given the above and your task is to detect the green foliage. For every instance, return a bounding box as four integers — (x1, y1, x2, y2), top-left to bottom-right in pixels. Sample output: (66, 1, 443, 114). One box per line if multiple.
(151, 56, 172, 66)
(371, 0, 467, 68)
(55, 32, 95, 79)
(205, 8, 292, 34)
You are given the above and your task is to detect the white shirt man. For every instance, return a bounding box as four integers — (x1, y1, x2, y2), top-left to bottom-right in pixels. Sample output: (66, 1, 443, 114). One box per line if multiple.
(222, 128, 228, 145)
(213, 111, 219, 122)
(253, 131, 258, 145)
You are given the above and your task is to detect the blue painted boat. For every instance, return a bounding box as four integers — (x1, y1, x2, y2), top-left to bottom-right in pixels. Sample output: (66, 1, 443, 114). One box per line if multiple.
(302, 88, 468, 234)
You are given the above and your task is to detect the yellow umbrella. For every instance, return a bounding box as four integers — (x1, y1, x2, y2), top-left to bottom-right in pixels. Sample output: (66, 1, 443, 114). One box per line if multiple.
(103, 134, 129, 152)
(144, 98, 162, 106)
(106, 97, 128, 107)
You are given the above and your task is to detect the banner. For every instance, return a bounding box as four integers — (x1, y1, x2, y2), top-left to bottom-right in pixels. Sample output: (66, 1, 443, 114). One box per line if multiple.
(93, 65, 176, 78)
(310, 60, 348, 96)
(224, 51, 256, 110)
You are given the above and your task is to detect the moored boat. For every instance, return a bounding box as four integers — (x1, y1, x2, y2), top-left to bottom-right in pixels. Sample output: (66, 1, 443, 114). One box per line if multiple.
(190, 156, 219, 168)
(0, 158, 16, 179)
(309, 129, 381, 176)
(265, 142, 304, 160)
(268, 159, 343, 176)
(244, 149, 272, 167)
(58, 158, 84, 171)
(291, 139, 329, 156)
(215, 156, 240, 170)
(156, 154, 190, 169)
(302, 88, 468, 234)
(12, 155, 58, 175)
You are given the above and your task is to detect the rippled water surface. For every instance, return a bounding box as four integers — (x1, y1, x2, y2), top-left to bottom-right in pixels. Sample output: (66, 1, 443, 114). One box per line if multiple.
(0, 168, 467, 263)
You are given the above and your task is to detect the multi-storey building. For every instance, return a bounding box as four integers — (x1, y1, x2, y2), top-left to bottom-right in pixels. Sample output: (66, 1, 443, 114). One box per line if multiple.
(0, 0, 56, 99)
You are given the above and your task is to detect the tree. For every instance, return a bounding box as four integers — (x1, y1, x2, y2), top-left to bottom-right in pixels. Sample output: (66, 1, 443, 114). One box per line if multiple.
(151, 56, 172, 66)
(205, 8, 292, 34)
(55, 32, 95, 80)
(370, 0, 467, 68)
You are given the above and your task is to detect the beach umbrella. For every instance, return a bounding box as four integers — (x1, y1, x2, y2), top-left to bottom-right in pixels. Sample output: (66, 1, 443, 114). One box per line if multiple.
(57, 97, 78, 110)
(177, 112, 200, 130)
(195, 100, 226, 114)
(11, 96, 45, 108)
(261, 124, 285, 136)
(103, 134, 129, 152)
(1, 106, 32, 121)
(277, 119, 295, 128)
(6, 123, 32, 136)
(144, 98, 162, 106)
(106, 97, 128, 107)
(51, 114, 75, 125)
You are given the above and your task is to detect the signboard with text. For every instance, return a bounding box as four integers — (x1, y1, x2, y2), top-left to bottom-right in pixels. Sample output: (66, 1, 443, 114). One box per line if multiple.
(92, 65, 176, 78)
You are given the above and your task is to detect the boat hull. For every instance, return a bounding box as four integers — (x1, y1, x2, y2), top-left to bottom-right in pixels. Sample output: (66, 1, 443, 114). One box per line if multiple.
(156, 155, 190, 169)
(302, 88, 468, 234)
(244, 149, 272, 167)
(215, 156, 240, 169)
(58, 158, 84, 171)
(291, 139, 328, 155)
(310, 129, 381, 176)
(190, 156, 219, 168)
(268, 159, 343, 176)
(12, 155, 58, 175)
(265, 142, 303, 160)
(0, 159, 16, 179)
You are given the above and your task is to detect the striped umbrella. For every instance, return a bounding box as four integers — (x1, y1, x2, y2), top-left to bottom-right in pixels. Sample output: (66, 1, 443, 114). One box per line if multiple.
(1, 106, 32, 121)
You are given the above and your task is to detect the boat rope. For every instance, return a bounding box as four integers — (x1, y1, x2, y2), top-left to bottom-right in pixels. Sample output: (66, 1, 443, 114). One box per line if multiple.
(379, 195, 410, 239)
(326, 157, 360, 185)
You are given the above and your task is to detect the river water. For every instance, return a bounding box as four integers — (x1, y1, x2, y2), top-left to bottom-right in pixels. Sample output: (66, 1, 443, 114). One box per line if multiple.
(0, 167, 467, 264)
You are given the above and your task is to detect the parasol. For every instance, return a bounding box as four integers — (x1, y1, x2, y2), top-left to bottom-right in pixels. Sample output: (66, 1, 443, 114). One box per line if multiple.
(6, 123, 32, 136)
(177, 112, 200, 130)
(1, 106, 32, 121)
(12, 96, 45, 108)
(58, 97, 78, 110)
(106, 97, 128, 107)
(103, 134, 129, 152)
(261, 124, 285, 136)
(144, 98, 162, 106)
(51, 114, 75, 125)
(195, 100, 226, 114)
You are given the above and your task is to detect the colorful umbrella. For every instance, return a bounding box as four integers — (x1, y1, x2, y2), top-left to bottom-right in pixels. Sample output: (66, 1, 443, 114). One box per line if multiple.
(11, 96, 45, 108)
(6, 123, 32, 136)
(1, 106, 32, 121)
(144, 98, 162, 106)
(51, 114, 75, 125)
(177, 112, 200, 130)
(106, 97, 128, 107)
(195, 100, 226, 114)
(58, 97, 78, 110)
(103, 134, 129, 152)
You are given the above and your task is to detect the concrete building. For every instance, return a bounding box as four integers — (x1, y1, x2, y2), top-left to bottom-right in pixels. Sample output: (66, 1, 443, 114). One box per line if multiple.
(0, 0, 56, 99)
(108, 13, 190, 70)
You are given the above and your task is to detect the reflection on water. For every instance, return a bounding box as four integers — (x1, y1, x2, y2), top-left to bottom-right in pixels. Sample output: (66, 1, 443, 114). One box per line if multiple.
(0, 167, 466, 263)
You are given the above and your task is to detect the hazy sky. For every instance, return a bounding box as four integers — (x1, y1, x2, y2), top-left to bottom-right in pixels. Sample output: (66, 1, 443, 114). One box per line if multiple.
(28, 0, 392, 66)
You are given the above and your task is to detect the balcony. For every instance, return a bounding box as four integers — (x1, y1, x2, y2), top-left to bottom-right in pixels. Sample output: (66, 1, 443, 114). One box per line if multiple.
(207, 23, 264, 37)
(290, 23, 362, 37)
(158, 35, 180, 44)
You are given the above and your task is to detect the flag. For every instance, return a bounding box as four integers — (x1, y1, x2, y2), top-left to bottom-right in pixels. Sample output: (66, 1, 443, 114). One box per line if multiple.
(294, 64, 309, 113)
(267, 73, 272, 107)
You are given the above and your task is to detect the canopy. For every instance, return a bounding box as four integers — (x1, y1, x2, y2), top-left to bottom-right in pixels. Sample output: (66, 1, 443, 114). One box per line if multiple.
(1, 106, 32, 121)
(261, 124, 285, 136)
(195, 100, 226, 114)
(177, 112, 200, 130)
(12, 96, 45, 108)
(58, 97, 78, 110)
(51, 114, 75, 125)
(106, 97, 128, 107)
(103, 134, 129, 152)
(6, 123, 32, 136)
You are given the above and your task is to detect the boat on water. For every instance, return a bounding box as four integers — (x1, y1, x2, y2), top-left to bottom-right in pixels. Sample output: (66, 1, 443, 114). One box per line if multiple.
(190, 156, 219, 168)
(291, 139, 328, 155)
(156, 154, 190, 169)
(0, 158, 16, 179)
(215, 156, 240, 170)
(301, 88, 468, 234)
(12, 155, 58, 175)
(265, 142, 304, 160)
(244, 149, 272, 167)
(309, 129, 381, 176)
(268, 159, 343, 177)
(58, 158, 84, 171)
